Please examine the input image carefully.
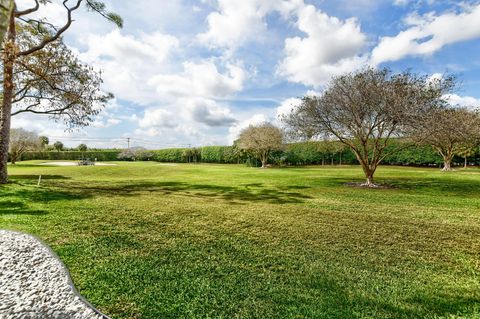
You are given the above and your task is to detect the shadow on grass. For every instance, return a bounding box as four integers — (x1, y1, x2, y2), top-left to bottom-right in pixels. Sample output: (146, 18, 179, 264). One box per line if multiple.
(387, 177, 480, 196)
(324, 175, 480, 197)
(45, 181, 313, 204)
(0, 177, 91, 216)
(0, 200, 47, 215)
(9, 174, 71, 180)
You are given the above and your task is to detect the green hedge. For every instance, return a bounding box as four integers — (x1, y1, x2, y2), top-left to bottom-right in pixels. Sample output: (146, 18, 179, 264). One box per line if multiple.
(152, 148, 186, 163)
(19, 141, 480, 166)
(21, 151, 120, 161)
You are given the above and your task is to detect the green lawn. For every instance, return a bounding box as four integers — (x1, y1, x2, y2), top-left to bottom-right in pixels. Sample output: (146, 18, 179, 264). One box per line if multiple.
(1, 161, 479, 319)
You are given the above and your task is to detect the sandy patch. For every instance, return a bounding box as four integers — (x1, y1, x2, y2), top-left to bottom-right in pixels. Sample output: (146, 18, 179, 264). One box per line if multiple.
(39, 162, 117, 166)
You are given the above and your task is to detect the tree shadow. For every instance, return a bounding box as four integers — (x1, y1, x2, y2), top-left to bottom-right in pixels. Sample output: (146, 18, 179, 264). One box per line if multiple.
(0, 201, 47, 215)
(384, 176, 480, 197)
(325, 175, 480, 197)
(9, 174, 71, 180)
(45, 181, 313, 204)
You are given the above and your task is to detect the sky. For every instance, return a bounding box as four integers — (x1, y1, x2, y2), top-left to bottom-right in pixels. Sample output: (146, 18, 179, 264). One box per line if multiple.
(11, 0, 480, 149)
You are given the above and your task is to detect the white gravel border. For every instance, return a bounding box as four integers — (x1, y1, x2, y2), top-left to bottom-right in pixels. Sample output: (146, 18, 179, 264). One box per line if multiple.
(0, 230, 111, 319)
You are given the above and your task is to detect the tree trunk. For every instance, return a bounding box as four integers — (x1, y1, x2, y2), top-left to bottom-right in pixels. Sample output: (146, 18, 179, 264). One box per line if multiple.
(442, 157, 452, 171)
(0, 9, 15, 184)
(365, 174, 375, 187)
(261, 159, 267, 168)
(339, 153, 342, 165)
(464, 156, 467, 168)
(331, 155, 334, 166)
(359, 161, 377, 187)
(9, 151, 19, 165)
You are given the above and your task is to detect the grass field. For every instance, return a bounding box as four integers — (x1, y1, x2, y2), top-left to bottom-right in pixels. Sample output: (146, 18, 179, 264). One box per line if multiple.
(1, 161, 479, 319)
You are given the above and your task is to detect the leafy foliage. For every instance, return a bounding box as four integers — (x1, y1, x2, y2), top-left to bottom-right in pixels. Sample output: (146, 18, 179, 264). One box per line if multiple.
(237, 122, 284, 168)
(10, 25, 113, 129)
(283, 67, 455, 185)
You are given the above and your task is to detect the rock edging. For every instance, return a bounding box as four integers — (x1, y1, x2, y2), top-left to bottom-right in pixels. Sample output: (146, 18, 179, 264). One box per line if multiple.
(0, 229, 112, 319)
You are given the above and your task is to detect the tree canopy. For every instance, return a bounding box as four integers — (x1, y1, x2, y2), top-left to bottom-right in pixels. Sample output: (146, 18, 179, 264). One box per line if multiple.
(0, 0, 121, 183)
(412, 107, 480, 171)
(8, 128, 39, 164)
(237, 122, 284, 168)
(282, 67, 455, 186)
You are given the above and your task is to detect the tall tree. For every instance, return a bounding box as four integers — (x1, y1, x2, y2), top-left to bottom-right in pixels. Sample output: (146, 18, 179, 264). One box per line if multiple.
(8, 127, 38, 164)
(53, 141, 63, 152)
(237, 122, 284, 168)
(38, 135, 48, 148)
(413, 107, 480, 171)
(283, 68, 454, 186)
(77, 143, 87, 152)
(0, 0, 122, 183)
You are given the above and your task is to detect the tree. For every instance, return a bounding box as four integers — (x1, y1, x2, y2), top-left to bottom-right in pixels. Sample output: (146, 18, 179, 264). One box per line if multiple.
(329, 141, 348, 165)
(0, 1, 122, 183)
(53, 141, 64, 152)
(182, 148, 200, 163)
(118, 146, 148, 161)
(283, 67, 454, 186)
(413, 107, 480, 171)
(8, 128, 39, 164)
(39, 136, 49, 148)
(237, 122, 284, 168)
(456, 144, 477, 169)
(78, 143, 87, 152)
(0, 0, 13, 43)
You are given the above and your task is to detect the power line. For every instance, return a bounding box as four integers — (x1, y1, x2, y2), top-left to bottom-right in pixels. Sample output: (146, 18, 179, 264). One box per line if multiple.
(45, 135, 193, 149)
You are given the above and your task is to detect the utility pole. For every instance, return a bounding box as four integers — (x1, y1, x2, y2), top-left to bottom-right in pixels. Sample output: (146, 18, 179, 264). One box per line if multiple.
(127, 137, 130, 149)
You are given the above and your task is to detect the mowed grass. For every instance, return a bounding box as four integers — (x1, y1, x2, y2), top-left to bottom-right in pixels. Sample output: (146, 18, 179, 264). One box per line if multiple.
(1, 161, 480, 319)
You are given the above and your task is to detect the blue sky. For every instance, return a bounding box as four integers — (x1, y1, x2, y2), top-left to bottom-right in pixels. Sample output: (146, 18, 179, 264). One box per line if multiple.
(12, 0, 480, 149)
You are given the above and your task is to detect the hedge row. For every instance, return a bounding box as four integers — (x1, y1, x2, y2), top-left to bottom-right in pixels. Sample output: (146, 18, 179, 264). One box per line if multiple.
(20, 151, 121, 161)
(20, 141, 480, 166)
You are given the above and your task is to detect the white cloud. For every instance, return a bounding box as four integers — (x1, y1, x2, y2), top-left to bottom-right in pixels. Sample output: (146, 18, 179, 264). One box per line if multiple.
(198, 0, 268, 50)
(371, 4, 480, 64)
(278, 4, 368, 87)
(393, 0, 410, 6)
(227, 113, 269, 144)
(78, 30, 179, 104)
(91, 117, 121, 129)
(198, 0, 302, 52)
(275, 97, 302, 121)
(444, 94, 480, 109)
(148, 60, 246, 100)
(139, 108, 177, 129)
(187, 98, 237, 127)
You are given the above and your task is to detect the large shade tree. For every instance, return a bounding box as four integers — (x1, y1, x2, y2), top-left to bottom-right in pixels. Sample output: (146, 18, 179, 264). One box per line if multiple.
(237, 122, 284, 168)
(0, 0, 122, 183)
(283, 67, 454, 186)
(413, 107, 480, 171)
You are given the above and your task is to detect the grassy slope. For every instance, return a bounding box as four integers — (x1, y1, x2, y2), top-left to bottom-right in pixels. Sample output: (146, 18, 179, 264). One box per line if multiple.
(1, 161, 479, 319)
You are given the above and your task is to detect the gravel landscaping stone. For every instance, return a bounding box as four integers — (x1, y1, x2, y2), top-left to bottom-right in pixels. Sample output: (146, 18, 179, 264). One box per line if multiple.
(0, 230, 110, 319)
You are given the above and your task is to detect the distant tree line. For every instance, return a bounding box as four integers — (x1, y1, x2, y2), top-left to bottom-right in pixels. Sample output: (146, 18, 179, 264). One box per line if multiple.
(18, 140, 479, 167)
